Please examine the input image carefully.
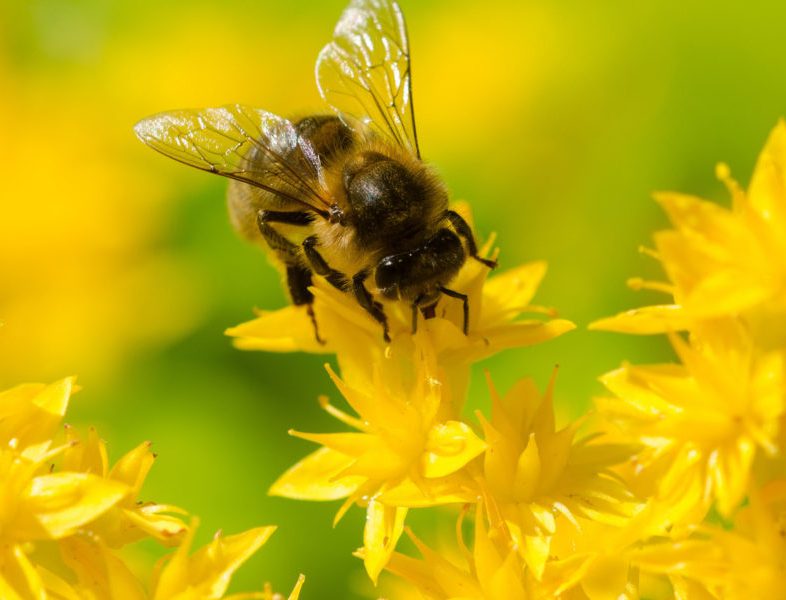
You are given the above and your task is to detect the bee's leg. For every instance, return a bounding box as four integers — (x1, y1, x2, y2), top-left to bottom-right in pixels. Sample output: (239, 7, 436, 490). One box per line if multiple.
(302, 236, 350, 292)
(438, 285, 470, 335)
(353, 270, 390, 342)
(286, 264, 324, 345)
(256, 210, 313, 259)
(411, 293, 428, 334)
(445, 210, 497, 269)
(256, 210, 324, 344)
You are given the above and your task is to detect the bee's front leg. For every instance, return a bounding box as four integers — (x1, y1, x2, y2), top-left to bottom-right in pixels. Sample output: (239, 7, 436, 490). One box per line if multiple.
(437, 285, 469, 335)
(445, 210, 497, 269)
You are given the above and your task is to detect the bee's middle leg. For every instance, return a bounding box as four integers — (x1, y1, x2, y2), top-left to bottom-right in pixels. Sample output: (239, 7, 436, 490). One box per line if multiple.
(302, 236, 350, 292)
(353, 270, 390, 342)
(256, 210, 324, 344)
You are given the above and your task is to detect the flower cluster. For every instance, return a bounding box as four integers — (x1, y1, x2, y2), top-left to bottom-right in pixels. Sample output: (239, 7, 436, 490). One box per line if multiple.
(230, 124, 786, 598)
(0, 377, 303, 599)
(229, 209, 640, 595)
(586, 120, 786, 597)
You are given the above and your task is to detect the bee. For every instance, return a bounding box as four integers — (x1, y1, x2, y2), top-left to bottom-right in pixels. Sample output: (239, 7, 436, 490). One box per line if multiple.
(134, 0, 495, 342)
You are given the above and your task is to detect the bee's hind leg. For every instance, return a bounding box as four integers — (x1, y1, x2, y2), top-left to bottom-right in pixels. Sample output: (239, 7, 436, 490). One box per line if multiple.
(256, 210, 324, 345)
(445, 210, 497, 269)
(285, 264, 324, 345)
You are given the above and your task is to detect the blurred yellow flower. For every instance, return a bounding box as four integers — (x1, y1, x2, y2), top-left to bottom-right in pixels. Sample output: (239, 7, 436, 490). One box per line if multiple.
(0, 375, 299, 599)
(628, 480, 786, 598)
(592, 120, 786, 349)
(61, 427, 188, 547)
(0, 378, 130, 545)
(597, 322, 785, 520)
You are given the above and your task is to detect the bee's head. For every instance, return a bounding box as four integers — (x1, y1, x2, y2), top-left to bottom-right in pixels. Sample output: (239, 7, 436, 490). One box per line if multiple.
(375, 228, 465, 302)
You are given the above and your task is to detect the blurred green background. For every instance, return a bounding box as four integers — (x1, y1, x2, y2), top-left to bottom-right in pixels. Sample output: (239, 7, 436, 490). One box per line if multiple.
(2, 0, 785, 596)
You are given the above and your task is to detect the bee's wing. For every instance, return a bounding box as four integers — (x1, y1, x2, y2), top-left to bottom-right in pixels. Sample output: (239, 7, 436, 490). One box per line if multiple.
(134, 104, 332, 217)
(316, 0, 420, 158)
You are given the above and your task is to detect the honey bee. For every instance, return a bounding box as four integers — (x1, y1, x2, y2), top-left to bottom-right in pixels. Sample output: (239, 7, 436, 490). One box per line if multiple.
(134, 0, 495, 342)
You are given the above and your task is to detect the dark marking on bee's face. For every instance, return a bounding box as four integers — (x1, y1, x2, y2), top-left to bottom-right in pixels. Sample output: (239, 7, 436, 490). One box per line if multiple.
(375, 228, 465, 301)
(343, 151, 432, 248)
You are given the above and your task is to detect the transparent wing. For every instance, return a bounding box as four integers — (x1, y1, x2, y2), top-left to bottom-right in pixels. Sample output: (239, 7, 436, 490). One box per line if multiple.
(134, 104, 331, 216)
(316, 0, 420, 158)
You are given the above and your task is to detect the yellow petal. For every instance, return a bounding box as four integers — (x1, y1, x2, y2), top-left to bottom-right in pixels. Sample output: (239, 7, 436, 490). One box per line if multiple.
(589, 305, 689, 334)
(533, 425, 575, 495)
(480, 416, 518, 499)
(451, 318, 575, 365)
(523, 531, 551, 580)
(378, 475, 477, 507)
(0, 544, 44, 600)
(747, 119, 786, 241)
(580, 554, 630, 600)
(269, 447, 362, 500)
(123, 504, 189, 545)
(62, 426, 109, 477)
(482, 318, 576, 352)
(108, 441, 155, 496)
(59, 537, 146, 600)
(287, 574, 306, 600)
(421, 421, 486, 478)
(153, 520, 276, 599)
(363, 500, 407, 584)
(512, 433, 541, 501)
(35, 565, 82, 600)
(226, 305, 327, 354)
(480, 261, 548, 327)
(0, 378, 74, 458)
(16, 472, 129, 539)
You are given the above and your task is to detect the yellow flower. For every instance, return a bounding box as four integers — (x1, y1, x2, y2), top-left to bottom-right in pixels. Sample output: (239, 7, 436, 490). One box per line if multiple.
(271, 354, 486, 583)
(0, 375, 301, 599)
(628, 480, 786, 599)
(543, 505, 671, 600)
(61, 426, 188, 547)
(597, 321, 785, 520)
(0, 378, 131, 597)
(0, 379, 130, 544)
(383, 505, 530, 600)
(591, 120, 786, 349)
(479, 373, 639, 579)
(150, 519, 299, 600)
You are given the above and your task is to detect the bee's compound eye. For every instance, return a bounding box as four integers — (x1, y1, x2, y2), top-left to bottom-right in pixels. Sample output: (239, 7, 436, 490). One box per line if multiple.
(375, 255, 403, 294)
